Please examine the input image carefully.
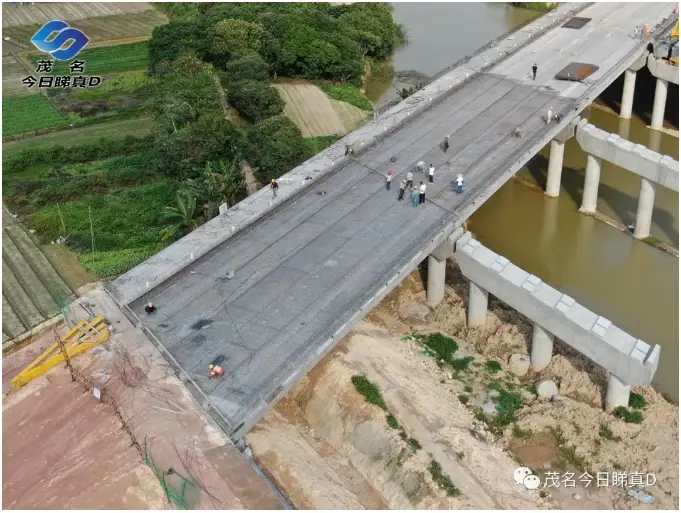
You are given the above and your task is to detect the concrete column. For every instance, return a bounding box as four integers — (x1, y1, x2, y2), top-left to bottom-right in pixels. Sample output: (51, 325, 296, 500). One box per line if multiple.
(467, 281, 488, 328)
(545, 139, 565, 197)
(619, 69, 637, 119)
(579, 154, 602, 213)
(426, 255, 446, 306)
(531, 323, 554, 371)
(650, 77, 668, 130)
(605, 373, 631, 412)
(617, 117, 631, 140)
(648, 128, 662, 153)
(633, 177, 656, 239)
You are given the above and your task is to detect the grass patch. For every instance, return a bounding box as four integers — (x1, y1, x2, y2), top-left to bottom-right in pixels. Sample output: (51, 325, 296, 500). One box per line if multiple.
(464, 385, 473, 393)
(478, 382, 525, 434)
(458, 394, 469, 405)
(598, 425, 622, 442)
(3, 95, 66, 137)
(512, 424, 532, 439)
(551, 429, 589, 472)
(386, 414, 400, 430)
(72, 72, 153, 100)
(316, 81, 373, 111)
(628, 392, 646, 410)
(428, 459, 460, 497)
(452, 356, 474, 371)
(78, 245, 159, 278)
(29, 181, 177, 253)
(351, 375, 388, 411)
(415, 333, 459, 366)
(305, 135, 341, 155)
(612, 406, 644, 424)
(29, 41, 149, 76)
(407, 437, 422, 451)
(485, 360, 502, 373)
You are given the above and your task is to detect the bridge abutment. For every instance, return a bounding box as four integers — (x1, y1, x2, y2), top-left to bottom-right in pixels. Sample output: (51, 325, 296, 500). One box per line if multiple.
(531, 323, 554, 371)
(605, 374, 632, 411)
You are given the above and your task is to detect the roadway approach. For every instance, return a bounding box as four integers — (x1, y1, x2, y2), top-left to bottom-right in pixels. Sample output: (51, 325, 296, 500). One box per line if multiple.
(111, 2, 677, 440)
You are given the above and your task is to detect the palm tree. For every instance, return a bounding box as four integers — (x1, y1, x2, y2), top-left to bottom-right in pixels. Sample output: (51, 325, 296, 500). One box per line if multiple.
(161, 193, 200, 241)
(181, 158, 247, 219)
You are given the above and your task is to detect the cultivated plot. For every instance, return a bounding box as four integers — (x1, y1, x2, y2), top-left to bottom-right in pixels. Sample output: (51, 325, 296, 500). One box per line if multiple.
(2, 2, 158, 28)
(2, 94, 66, 137)
(2, 54, 31, 98)
(28, 41, 149, 76)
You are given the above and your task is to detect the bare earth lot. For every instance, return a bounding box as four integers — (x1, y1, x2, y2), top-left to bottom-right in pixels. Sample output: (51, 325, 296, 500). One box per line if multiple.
(247, 262, 679, 510)
(274, 83, 370, 137)
(2, 285, 284, 510)
(2, 2, 157, 28)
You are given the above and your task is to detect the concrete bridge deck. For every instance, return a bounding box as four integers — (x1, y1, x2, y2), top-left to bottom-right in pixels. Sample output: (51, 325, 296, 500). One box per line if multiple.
(116, 3, 676, 439)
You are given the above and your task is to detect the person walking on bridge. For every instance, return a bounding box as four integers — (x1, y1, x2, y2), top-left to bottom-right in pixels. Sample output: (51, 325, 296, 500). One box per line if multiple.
(455, 173, 464, 194)
(411, 185, 419, 207)
(443, 135, 450, 152)
(428, 164, 435, 184)
(406, 170, 414, 189)
(398, 180, 406, 201)
(532, 63, 537, 81)
(419, 181, 426, 204)
(270, 178, 279, 198)
(386, 169, 393, 190)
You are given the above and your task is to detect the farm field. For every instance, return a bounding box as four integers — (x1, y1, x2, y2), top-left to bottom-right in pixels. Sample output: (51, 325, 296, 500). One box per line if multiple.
(2, 54, 31, 98)
(2, 94, 66, 137)
(3, 117, 154, 153)
(273, 83, 371, 137)
(2, 2, 157, 28)
(28, 41, 149, 76)
(1, 223, 74, 342)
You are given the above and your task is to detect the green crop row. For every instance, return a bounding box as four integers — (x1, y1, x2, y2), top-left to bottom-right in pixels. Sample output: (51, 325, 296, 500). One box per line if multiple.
(2, 94, 66, 136)
(29, 41, 149, 76)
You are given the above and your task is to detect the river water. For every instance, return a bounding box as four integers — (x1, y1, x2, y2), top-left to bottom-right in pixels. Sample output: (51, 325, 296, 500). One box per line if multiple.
(367, 2, 679, 401)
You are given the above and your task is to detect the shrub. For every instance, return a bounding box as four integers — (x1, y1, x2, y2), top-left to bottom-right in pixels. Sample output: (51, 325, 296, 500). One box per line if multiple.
(452, 356, 474, 371)
(613, 406, 644, 424)
(247, 116, 308, 182)
(386, 414, 400, 430)
(428, 460, 460, 497)
(628, 392, 646, 410)
(598, 425, 621, 441)
(227, 80, 285, 123)
(486, 360, 502, 373)
(458, 394, 469, 405)
(222, 49, 270, 83)
(407, 438, 421, 451)
(351, 375, 387, 411)
(419, 333, 459, 366)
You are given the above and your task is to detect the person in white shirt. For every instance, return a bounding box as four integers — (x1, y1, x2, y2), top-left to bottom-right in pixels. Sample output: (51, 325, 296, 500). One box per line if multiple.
(385, 169, 393, 190)
(406, 171, 413, 189)
(455, 173, 464, 194)
(428, 164, 435, 184)
(419, 181, 426, 204)
(546, 106, 552, 125)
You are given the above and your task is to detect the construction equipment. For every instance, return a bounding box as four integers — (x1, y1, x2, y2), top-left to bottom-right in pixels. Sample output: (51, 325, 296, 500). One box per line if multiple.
(669, 20, 679, 65)
(10, 315, 111, 389)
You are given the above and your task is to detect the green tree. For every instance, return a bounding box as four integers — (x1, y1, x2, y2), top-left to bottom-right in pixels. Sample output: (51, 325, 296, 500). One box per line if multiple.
(211, 19, 266, 59)
(221, 49, 269, 83)
(148, 22, 206, 73)
(161, 193, 201, 241)
(247, 116, 308, 182)
(155, 54, 213, 79)
(182, 158, 247, 215)
(227, 80, 285, 123)
(158, 112, 246, 179)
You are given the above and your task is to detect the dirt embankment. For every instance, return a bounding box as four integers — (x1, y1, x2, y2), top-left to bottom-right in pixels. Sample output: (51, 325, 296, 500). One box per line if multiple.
(247, 258, 679, 510)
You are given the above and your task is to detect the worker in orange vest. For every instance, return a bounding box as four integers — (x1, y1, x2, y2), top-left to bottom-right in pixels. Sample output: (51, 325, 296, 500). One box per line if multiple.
(208, 363, 224, 379)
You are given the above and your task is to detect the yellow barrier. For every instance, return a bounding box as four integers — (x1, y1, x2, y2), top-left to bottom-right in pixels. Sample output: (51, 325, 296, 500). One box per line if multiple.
(10, 315, 111, 389)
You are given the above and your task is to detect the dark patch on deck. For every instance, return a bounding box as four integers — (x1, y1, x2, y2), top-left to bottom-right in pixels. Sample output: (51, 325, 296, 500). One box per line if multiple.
(190, 319, 214, 330)
(555, 62, 599, 81)
(562, 17, 591, 29)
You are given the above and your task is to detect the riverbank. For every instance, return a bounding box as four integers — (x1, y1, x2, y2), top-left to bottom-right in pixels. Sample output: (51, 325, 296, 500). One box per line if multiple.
(247, 263, 679, 510)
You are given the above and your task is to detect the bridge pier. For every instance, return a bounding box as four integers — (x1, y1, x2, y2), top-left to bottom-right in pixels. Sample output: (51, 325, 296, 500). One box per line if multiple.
(579, 153, 602, 213)
(619, 69, 637, 119)
(426, 255, 446, 306)
(531, 323, 554, 371)
(605, 373, 632, 411)
(633, 177, 656, 239)
(546, 139, 565, 197)
(467, 281, 489, 327)
(651, 77, 669, 130)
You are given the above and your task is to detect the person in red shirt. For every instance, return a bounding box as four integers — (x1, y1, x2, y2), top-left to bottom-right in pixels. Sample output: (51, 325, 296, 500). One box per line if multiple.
(208, 363, 225, 379)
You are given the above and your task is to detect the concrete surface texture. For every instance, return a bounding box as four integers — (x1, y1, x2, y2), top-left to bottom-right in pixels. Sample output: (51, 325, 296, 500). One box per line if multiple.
(575, 119, 679, 191)
(119, 2, 675, 439)
(455, 232, 660, 387)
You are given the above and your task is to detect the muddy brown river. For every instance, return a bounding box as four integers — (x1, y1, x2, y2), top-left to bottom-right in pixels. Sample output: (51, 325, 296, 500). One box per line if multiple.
(366, 3, 679, 401)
